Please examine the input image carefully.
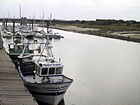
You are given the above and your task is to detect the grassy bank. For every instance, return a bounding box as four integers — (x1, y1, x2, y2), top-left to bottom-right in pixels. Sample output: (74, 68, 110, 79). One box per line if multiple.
(52, 19, 140, 43)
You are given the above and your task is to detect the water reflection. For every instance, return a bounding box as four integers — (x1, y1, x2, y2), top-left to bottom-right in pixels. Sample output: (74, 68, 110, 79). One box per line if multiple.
(38, 98, 65, 105)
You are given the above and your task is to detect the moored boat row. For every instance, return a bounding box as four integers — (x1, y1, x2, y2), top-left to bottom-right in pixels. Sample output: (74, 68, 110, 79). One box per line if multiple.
(1, 18, 73, 105)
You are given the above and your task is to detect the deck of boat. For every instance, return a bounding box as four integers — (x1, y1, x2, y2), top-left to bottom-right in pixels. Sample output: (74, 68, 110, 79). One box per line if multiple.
(24, 75, 36, 83)
(0, 31, 38, 105)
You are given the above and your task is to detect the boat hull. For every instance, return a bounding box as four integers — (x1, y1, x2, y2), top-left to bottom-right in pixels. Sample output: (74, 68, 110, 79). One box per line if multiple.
(18, 66, 73, 105)
(24, 81, 72, 105)
(32, 92, 64, 105)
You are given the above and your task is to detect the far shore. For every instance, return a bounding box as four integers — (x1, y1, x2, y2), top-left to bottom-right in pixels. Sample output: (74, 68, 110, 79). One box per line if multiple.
(52, 25, 140, 43)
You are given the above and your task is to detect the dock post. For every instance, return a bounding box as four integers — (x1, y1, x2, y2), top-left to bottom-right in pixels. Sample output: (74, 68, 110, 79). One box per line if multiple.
(32, 19, 34, 29)
(2, 20, 5, 30)
(47, 20, 50, 33)
(13, 19, 15, 34)
(5, 18, 7, 30)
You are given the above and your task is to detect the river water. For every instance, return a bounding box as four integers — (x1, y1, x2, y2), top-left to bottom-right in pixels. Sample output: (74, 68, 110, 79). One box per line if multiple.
(51, 29, 140, 105)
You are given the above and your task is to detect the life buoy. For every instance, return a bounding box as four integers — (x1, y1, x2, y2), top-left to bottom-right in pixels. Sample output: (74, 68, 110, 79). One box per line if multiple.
(42, 76, 50, 83)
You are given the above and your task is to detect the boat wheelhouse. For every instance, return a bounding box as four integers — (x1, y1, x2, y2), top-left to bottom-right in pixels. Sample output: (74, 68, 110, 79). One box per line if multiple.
(34, 56, 63, 83)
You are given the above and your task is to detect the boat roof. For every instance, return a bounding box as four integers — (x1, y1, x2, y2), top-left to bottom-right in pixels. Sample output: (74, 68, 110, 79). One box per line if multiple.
(39, 62, 63, 68)
(33, 56, 63, 68)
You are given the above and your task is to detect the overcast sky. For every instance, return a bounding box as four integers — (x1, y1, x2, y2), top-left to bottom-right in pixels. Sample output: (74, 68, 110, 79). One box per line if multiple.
(0, 0, 140, 21)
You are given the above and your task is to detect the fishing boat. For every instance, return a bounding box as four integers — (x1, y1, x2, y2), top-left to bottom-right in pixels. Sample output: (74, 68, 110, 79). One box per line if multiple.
(7, 38, 33, 59)
(53, 32, 64, 39)
(3, 31, 13, 39)
(18, 40, 73, 105)
(34, 29, 53, 40)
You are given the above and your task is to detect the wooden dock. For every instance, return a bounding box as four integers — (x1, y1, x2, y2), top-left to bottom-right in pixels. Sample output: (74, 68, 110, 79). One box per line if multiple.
(0, 32, 38, 105)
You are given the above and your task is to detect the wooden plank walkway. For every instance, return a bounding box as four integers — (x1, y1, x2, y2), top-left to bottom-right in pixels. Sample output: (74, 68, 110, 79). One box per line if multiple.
(0, 31, 38, 105)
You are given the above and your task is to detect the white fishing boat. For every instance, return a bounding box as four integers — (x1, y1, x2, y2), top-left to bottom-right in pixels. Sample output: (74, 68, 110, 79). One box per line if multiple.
(53, 32, 64, 39)
(7, 37, 33, 59)
(34, 32, 45, 38)
(3, 31, 13, 39)
(34, 29, 52, 40)
(18, 40, 73, 105)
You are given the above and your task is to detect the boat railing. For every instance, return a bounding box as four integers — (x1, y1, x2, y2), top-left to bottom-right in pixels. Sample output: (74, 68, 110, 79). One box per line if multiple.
(40, 75, 73, 84)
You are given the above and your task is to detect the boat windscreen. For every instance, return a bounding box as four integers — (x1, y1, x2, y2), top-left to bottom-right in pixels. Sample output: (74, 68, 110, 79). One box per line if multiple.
(56, 67, 62, 74)
(42, 68, 48, 75)
(49, 68, 55, 74)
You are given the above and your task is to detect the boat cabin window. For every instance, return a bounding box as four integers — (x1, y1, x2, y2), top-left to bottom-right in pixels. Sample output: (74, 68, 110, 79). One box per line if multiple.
(36, 65, 40, 75)
(49, 68, 55, 74)
(56, 67, 62, 74)
(40, 67, 62, 76)
(42, 68, 48, 75)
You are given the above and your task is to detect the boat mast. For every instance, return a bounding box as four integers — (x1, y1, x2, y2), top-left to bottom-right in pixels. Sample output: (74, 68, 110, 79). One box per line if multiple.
(37, 39, 53, 63)
(32, 16, 34, 30)
(19, 4, 21, 18)
(49, 13, 52, 33)
(42, 11, 44, 30)
(50, 13, 52, 26)
(46, 14, 52, 34)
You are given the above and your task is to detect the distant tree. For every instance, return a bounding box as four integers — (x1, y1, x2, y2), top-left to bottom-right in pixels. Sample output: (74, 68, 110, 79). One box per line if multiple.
(80, 20, 86, 24)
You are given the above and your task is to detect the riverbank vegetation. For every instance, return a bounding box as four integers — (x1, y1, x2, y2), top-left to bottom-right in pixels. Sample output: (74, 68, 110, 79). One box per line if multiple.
(52, 19, 140, 43)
